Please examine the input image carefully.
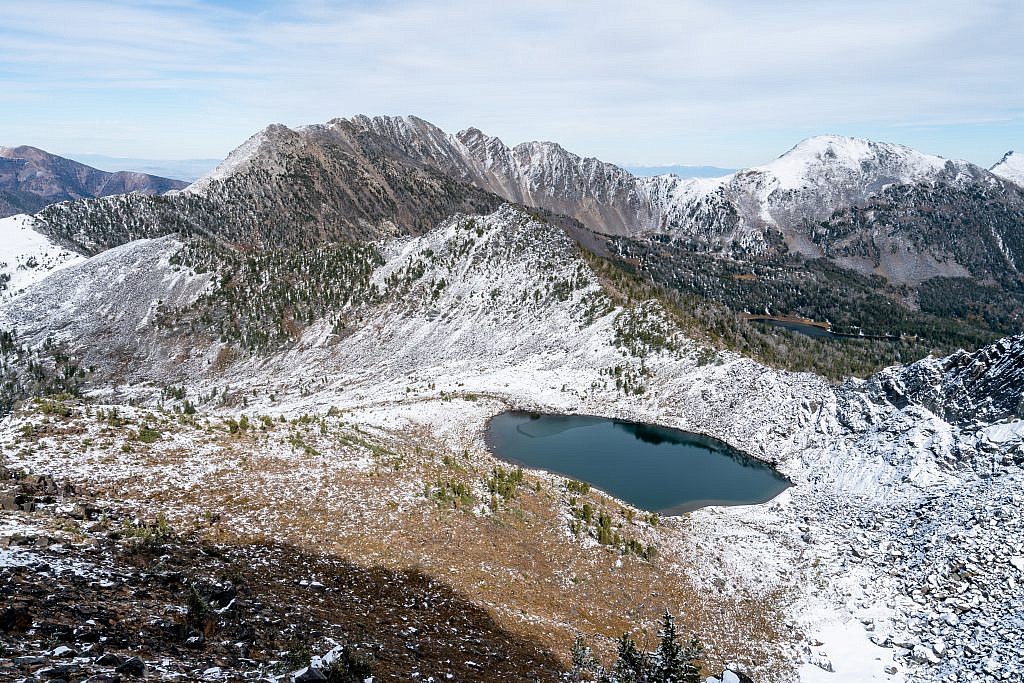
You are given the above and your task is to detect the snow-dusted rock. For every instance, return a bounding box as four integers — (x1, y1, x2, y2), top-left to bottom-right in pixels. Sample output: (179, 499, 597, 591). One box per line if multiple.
(992, 150, 1024, 187)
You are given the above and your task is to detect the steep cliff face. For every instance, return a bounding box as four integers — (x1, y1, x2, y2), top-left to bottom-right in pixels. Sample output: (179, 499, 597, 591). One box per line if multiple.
(859, 335, 1024, 426)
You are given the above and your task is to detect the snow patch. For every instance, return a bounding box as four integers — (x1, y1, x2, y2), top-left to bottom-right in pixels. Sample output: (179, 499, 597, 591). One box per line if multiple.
(991, 150, 1024, 187)
(0, 214, 85, 301)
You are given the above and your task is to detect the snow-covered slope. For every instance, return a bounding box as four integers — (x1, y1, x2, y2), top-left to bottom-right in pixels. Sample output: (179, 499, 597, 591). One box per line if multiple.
(991, 150, 1024, 186)
(0, 214, 85, 301)
(0, 235, 212, 375)
(1, 202, 1023, 681)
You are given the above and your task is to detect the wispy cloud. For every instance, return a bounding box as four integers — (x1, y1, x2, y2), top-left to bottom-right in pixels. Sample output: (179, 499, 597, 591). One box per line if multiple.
(0, 0, 1021, 166)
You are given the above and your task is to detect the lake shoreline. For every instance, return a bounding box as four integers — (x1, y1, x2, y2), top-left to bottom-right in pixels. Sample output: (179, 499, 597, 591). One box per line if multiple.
(484, 410, 792, 514)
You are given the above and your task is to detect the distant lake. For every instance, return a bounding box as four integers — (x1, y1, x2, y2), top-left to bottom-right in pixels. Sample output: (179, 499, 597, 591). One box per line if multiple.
(485, 412, 790, 514)
(751, 318, 837, 339)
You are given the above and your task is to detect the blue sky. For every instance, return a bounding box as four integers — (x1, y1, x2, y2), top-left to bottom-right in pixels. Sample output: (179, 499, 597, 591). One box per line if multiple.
(1, 0, 1021, 168)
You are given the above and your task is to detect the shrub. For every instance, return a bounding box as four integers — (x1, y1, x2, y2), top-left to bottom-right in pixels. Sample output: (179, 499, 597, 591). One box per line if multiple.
(137, 426, 161, 443)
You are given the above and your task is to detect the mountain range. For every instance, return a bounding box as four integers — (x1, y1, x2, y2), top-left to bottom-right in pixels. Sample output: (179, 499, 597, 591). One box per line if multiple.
(25, 115, 1024, 368)
(1, 115, 1023, 682)
(0, 145, 187, 218)
(66, 153, 220, 183)
(31, 117, 1024, 268)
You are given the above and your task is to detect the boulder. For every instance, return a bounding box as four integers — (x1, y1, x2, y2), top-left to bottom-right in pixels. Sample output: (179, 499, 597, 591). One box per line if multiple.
(0, 606, 32, 633)
(51, 645, 77, 658)
(38, 663, 82, 680)
(114, 656, 146, 677)
(94, 653, 122, 667)
(292, 666, 329, 682)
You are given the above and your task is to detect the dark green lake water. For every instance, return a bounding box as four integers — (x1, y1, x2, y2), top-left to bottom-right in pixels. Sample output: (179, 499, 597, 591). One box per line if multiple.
(485, 412, 790, 514)
(752, 318, 837, 339)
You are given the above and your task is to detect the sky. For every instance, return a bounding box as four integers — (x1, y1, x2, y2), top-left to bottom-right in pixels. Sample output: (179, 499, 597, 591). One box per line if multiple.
(1, 0, 1021, 168)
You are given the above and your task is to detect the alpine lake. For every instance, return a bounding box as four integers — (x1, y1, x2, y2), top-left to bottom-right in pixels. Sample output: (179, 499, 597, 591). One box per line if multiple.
(485, 411, 790, 514)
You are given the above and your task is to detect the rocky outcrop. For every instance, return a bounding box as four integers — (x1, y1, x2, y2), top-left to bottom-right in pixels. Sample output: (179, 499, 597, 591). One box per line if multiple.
(991, 150, 1024, 187)
(860, 334, 1024, 426)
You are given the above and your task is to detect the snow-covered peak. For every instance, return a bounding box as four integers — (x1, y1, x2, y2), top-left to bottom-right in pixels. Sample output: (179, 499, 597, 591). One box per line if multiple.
(0, 214, 85, 301)
(346, 113, 449, 149)
(456, 126, 499, 148)
(343, 114, 473, 170)
(757, 134, 953, 191)
(166, 115, 1012, 258)
(991, 150, 1024, 186)
(348, 113, 440, 136)
(639, 172, 730, 205)
(0, 145, 50, 161)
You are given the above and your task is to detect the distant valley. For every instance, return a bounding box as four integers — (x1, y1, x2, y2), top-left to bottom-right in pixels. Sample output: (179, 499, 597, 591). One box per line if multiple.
(67, 153, 221, 184)
(0, 145, 186, 218)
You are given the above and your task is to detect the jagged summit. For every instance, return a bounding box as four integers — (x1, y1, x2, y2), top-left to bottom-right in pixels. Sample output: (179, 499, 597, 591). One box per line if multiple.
(28, 114, 1024, 289)
(991, 150, 1024, 186)
(994, 149, 1017, 165)
(183, 124, 284, 194)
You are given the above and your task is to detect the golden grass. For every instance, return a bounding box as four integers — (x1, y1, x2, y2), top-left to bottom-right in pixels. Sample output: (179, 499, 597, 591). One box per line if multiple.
(6, 400, 798, 680)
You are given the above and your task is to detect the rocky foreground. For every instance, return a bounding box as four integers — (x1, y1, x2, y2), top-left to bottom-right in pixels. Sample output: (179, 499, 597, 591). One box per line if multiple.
(0, 466, 569, 682)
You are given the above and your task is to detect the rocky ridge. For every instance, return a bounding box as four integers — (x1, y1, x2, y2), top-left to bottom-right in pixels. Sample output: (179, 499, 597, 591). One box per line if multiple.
(991, 151, 1024, 187)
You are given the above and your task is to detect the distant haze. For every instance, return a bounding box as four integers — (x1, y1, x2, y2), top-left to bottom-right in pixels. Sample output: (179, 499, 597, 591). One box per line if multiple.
(74, 153, 740, 183)
(623, 165, 737, 178)
(69, 155, 219, 183)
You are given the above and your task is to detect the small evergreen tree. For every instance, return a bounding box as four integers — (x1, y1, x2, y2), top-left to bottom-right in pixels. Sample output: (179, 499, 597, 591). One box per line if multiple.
(612, 632, 648, 682)
(680, 636, 704, 683)
(652, 611, 701, 683)
(570, 611, 704, 683)
(570, 635, 604, 681)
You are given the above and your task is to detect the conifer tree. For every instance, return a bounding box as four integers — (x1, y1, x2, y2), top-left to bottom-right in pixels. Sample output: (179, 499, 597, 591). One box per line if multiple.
(612, 632, 648, 682)
(652, 611, 701, 683)
(571, 634, 602, 681)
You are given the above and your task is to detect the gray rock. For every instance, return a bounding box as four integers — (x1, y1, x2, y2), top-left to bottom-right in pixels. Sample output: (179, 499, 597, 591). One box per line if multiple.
(292, 666, 328, 682)
(114, 657, 145, 677)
